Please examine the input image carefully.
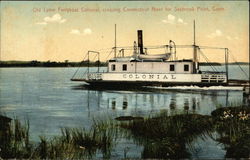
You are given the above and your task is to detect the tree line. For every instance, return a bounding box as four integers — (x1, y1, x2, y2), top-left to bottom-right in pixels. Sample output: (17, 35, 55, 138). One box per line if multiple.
(0, 60, 107, 67)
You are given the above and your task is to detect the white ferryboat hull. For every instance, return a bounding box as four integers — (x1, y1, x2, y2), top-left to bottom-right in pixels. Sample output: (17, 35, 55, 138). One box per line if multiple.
(72, 72, 227, 86)
(89, 73, 202, 82)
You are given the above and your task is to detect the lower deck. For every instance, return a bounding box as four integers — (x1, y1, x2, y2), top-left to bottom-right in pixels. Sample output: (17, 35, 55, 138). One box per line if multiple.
(71, 72, 227, 87)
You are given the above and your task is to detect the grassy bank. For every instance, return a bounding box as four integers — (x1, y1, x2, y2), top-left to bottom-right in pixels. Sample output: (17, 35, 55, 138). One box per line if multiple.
(119, 112, 214, 159)
(211, 106, 250, 158)
(1, 106, 249, 159)
(0, 116, 118, 159)
(118, 107, 250, 159)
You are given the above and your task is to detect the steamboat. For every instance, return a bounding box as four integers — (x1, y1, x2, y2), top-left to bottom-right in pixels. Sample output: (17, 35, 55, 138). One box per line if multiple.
(71, 23, 231, 88)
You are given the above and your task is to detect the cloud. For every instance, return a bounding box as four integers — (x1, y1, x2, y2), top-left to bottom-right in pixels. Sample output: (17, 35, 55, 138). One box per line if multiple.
(168, 14, 175, 21)
(162, 20, 167, 23)
(70, 29, 81, 35)
(226, 35, 240, 40)
(177, 18, 188, 25)
(215, 30, 222, 36)
(209, 31, 240, 41)
(70, 28, 92, 35)
(36, 22, 47, 25)
(162, 14, 175, 24)
(207, 29, 223, 38)
(226, 36, 232, 40)
(162, 14, 187, 25)
(83, 28, 92, 35)
(177, 18, 183, 23)
(44, 14, 66, 23)
(36, 13, 66, 25)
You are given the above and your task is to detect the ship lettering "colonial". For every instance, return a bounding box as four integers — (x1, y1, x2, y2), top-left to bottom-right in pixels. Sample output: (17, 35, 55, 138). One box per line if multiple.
(123, 74, 176, 80)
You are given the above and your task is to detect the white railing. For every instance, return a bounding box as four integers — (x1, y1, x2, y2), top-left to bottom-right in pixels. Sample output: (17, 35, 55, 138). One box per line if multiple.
(201, 74, 226, 83)
(87, 73, 103, 80)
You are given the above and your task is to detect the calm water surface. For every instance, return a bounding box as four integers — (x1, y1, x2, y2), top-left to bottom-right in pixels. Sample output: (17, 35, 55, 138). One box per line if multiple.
(0, 65, 249, 159)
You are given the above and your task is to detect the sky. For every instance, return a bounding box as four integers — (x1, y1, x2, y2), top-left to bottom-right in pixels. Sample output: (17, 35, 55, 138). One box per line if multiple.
(0, 1, 249, 62)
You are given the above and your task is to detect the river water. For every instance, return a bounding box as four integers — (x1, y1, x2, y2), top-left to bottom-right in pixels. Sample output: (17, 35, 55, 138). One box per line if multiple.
(0, 65, 249, 159)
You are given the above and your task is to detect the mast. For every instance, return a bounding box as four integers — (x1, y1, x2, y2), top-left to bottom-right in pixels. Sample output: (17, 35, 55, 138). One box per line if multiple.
(194, 20, 196, 46)
(193, 20, 198, 73)
(114, 24, 117, 58)
(225, 48, 229, 84)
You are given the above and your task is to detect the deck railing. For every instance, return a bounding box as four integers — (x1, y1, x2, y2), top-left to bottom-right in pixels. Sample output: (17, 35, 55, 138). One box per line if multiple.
(201, 73, 226, 83)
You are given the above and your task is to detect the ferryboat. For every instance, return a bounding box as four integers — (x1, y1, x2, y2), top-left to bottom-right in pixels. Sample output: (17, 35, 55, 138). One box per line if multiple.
(71, 23, 230, 87)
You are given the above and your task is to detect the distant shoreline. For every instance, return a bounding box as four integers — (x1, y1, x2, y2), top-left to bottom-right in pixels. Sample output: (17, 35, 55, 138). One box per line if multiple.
(0, 61, 107, 67)
(0, 61, 249, 68)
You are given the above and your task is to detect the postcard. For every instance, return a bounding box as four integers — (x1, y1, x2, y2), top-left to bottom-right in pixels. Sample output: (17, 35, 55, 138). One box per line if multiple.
(0, 1, 249, 159)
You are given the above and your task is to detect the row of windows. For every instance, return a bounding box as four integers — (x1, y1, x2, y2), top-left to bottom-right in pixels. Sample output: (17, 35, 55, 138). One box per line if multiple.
(112, 64, 127, 71)
(111, 64, 189, 72)
(170, 64, 189, 71)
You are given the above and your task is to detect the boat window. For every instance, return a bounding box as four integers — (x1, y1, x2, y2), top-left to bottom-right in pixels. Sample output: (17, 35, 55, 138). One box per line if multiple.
(111, 64, 116, 71)
(184, 64, 189, 71)
(122, 64, 127, 71)
(170, 64, 175, 71)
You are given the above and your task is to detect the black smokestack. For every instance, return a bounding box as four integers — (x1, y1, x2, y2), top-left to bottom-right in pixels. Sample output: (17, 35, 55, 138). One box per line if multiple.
(137, 30, 144, 54)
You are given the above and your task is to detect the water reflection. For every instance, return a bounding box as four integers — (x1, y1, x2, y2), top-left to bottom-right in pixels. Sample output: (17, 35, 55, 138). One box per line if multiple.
(111, 99, 116, 110)
(226, 90, 229, 107)
(184, 98, 189, 112)
(122, 97, 128, 110)
(169, 97, 176, 110)
(81, 85, 245, 116)
(192, 98, 196, 111)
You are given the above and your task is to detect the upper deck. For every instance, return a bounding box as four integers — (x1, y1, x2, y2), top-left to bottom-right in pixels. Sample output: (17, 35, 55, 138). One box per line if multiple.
(108, 58, 195, 74)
